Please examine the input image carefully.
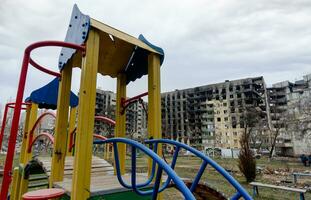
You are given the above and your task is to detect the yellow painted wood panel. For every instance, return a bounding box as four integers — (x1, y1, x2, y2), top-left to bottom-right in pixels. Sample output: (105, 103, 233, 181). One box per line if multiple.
(50, 63, 73, 185)
(90, 19, 159, 54)
(18, 105, 31, 165)
(71, 29, 100, 200)
(24, 103, 38, 163)
(114, 73, 126, 175)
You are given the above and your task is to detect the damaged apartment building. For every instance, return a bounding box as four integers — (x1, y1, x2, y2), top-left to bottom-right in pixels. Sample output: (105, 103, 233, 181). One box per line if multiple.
(94, 89, 147, 138)
(268, 74, 311, 156)
(161, 77, 270, 151)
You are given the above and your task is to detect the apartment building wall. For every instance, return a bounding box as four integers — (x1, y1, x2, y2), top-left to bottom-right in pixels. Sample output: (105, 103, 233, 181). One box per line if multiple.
(94, 89, 147, 138)
(269, 74, 311, 156)
(127, 101, 148, 139)
(94, 89, 116, 134)
(161, 76, 269, 150)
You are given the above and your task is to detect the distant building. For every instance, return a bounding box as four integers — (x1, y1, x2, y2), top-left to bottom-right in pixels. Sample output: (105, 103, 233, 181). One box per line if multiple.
(127, 100, 148, 139)
(94, 89, 147, 138)
(268, 74, 311, 156)
(161, 77, 270, 150)
(94, 89, 116, 135)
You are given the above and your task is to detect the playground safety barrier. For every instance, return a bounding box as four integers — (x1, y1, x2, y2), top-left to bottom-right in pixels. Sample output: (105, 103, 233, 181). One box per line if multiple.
(94, 138, 196, 200)
(145, 139, 252, 200)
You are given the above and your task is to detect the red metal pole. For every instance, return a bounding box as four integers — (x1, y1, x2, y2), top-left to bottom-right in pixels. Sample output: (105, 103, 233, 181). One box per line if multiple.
(122, 92, 148, 105)
(0, 41, 85, 199)
(0, 51, 30, 200)
(0, 104, 9, 152)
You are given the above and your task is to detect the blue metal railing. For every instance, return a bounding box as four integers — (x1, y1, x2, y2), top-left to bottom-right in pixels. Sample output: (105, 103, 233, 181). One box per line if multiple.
(94, 138, 195, 200)
(145, 139, 253, 200)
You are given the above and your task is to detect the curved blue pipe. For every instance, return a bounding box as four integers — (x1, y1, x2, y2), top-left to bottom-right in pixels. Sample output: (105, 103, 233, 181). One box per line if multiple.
(94, 138, 195, 200)
(145, 139, 253, 200)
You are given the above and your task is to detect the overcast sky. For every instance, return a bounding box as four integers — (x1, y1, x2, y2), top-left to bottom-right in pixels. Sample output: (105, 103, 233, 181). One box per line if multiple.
(1, 0, 311, 110)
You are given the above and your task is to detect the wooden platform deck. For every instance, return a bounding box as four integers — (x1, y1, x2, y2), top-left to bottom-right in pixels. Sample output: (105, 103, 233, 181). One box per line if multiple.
(38, 156, 114, 178)
(38, 156, 152, 197)
(54, 173, 151, 197)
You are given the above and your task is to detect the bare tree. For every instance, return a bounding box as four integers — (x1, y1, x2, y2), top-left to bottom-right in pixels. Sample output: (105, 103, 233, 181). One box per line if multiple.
(269, 103, 288, 158)
(238, 108, 261, 182)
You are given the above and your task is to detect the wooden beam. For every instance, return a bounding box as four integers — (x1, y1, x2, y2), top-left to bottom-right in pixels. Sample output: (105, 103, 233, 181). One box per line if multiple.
(24, 103, 38, 163)
(71, 29, 100, 200)
(114, 73, 126, 175)
(147, 53, 162, 200)
(90, 19, 160, 54)
(147, 53, 162, 172)
(50, 62, 73, 185)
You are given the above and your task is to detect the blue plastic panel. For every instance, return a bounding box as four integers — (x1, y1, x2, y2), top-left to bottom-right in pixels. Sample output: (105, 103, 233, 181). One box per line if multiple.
(58, 4, 90, 70)
(125, 34, 165, 84)
(25, 78, 79, 109)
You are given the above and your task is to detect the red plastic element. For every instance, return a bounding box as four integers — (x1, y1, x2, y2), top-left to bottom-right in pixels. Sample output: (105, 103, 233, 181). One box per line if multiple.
(0, 102, 30, 151)
(29, 58, 61, 77)
(28, 132, 54, 153)
(68, 127, 76, 153)
(122, 92, 148, 105)
(27, 112, 56, 153)
(93, 134, 107, 141)
(120, 92, 148, 114)
(68, 115, 115, 152)
(94, 115, 116, 126)
(0, 40, 85, 199)
(22, 188, 65, 200)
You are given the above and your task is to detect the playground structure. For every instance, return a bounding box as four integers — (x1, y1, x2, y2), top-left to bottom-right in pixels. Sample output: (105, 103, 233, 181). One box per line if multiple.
(0, 4, 252, 200)
(2, 78, 115, 200)
(0, 102, 30, 153)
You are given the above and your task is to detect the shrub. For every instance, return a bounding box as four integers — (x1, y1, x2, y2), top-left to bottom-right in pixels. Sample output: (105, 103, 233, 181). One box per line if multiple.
(238, 132, 256, 182)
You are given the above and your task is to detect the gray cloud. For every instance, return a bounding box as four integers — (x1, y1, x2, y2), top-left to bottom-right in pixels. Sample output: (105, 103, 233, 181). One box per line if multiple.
(1, 0, 311, 111)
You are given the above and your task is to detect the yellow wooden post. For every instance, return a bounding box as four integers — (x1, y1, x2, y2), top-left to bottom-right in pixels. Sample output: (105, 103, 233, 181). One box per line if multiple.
(18, 105, 31, 164)
(10, 167, 20, 200)
(15, 104, 37, 199)
(18, 164, 29, 200)
(11, 105, 31, 199)
(67, 107, 77, 156)
(147, 53, 162, 200)
(50, 63, 73, 186)
(24, 103, 38, 163)
(103, 144, 108, 160)
(114, 73, 127, 175)
(71, 30, 100, 200)
(147, 54, 162, 174)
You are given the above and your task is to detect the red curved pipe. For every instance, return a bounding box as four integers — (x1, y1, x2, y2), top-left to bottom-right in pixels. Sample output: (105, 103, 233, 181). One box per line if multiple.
(28, 112, 56, 151)
(29, 58, 61, 77)
(69, 133, 108, 152)
(68, 116, 115, 152)
(0, 102, 30, 151)
(27, 132, 54, 153)
(94, 116, 116, 126)
(93, 134, 107, 141)
(24, 41, 85, 77)
(1, 40, 85, 199)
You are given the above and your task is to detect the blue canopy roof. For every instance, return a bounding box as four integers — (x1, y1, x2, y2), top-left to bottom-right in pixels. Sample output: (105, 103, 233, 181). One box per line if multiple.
(25, 78, 79, 109)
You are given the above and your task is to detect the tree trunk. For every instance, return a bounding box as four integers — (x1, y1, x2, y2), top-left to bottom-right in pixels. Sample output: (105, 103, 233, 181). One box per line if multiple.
(269, 130, 278, 158)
